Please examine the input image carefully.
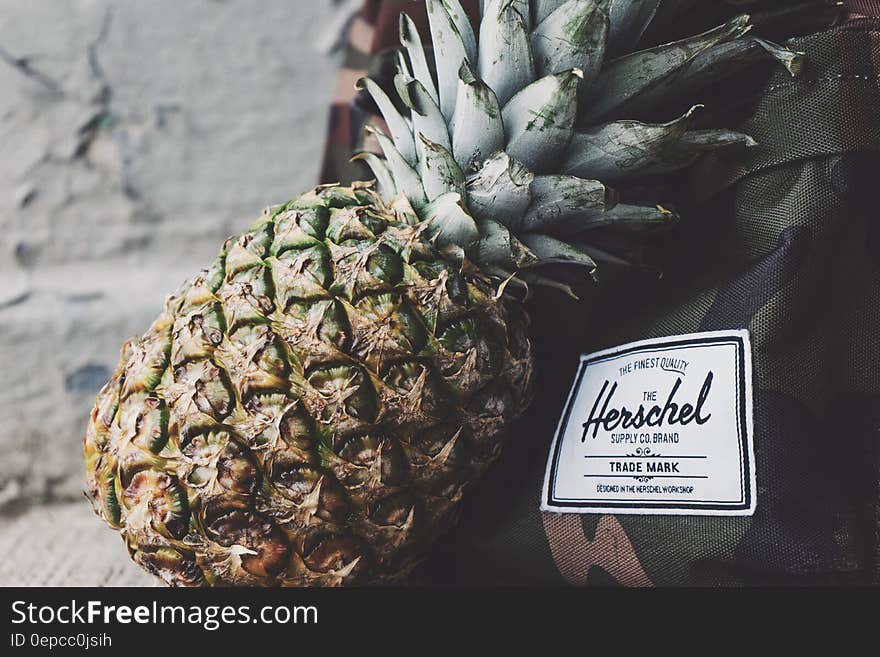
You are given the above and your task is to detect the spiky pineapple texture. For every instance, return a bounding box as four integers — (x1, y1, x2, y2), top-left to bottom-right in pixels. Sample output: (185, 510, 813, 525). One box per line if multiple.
(85, 184, 532, 585)
(84, 0, 802, 587)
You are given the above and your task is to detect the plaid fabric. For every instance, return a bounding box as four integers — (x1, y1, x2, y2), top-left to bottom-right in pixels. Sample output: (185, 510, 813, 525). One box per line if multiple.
(320, 1, 880, 586)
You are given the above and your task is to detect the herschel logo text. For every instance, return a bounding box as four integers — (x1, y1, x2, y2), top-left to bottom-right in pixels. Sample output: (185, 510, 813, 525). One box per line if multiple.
(581, 372, 714, 442)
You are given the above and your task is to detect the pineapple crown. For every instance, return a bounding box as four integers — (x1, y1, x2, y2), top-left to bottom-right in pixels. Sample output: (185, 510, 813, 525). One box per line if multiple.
(355, 0, 804, 296)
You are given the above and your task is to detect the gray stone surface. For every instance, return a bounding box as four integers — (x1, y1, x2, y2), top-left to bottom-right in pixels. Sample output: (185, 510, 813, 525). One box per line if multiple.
(0, 0, 341, 512)
(0, 502, 156, 586)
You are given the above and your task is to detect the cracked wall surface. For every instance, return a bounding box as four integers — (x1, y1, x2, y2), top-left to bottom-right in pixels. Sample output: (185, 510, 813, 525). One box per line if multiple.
(0, 0, 342, 508)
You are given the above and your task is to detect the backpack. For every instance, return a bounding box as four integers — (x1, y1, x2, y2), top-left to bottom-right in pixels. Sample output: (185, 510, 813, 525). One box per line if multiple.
(324, 0, 880, 586)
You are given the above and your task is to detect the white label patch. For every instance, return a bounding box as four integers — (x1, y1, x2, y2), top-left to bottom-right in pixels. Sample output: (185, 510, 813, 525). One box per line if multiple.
(541, 330, 755, 516)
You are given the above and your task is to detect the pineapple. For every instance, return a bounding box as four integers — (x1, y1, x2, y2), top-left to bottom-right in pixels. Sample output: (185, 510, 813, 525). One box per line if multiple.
(84, 0, 801, 586)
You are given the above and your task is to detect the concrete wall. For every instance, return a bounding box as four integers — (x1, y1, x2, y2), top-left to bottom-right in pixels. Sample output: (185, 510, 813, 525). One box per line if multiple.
(0, 0, 342, 507)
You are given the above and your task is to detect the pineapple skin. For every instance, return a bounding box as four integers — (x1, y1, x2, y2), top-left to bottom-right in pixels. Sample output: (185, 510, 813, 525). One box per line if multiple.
(83, 183, 533, 586)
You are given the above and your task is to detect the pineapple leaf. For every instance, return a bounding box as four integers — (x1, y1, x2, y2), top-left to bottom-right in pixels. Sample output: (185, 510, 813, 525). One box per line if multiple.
(396, 50, 412, 78)
(482, 266, 532, 299)
(360, 3, 803, 285)
(631, 128, 757, 178)
(473, 217, 539, 268)
(582, 14, 753, 123)
(422, 192, 480, 247)
(516, 268, 580, 299)
(452, 62, 505, 173)
(388, 194, 421, 226)
(607, 0, 661, 56)
(679, 129, 757, 151)
(533, 0, 567, 25)
(562, 105, 701, 182)
(626, 37, 804, 117)
(582, 203, 679, 232)
(519, 233, 598, 272)
(515, 0, 533, 29)
(521, 174, 615, 232)
(574, 240, 642, 272)
(465, 151, 534, 227)
(753, 37, 805, 76)
(502, 68, 582, 172)
(399, 76, 452, 155)
(351, 152, 398, 201)
(427, 0, 471, 123)
(358, 78, 417, 166)
(530, 0, 610, 88)
(442, 0, 478, 64)
(479, 0, 536, 106)
(418, 134, 467, 201)
(368, 126, 429, 212)
(399, 13, 440, 107)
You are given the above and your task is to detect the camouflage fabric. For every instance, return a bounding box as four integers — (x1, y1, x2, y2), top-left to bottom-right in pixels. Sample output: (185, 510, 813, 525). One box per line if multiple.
(320, 1, 880, 586)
